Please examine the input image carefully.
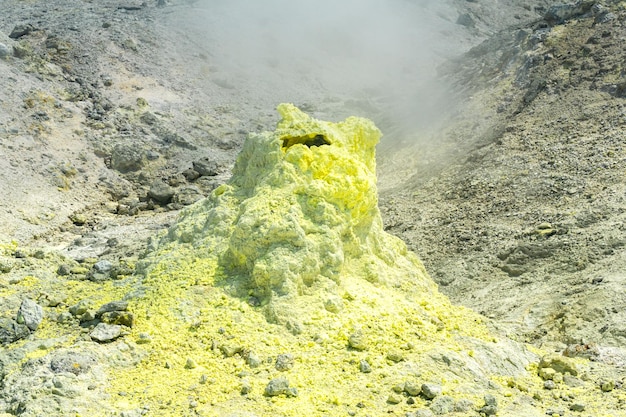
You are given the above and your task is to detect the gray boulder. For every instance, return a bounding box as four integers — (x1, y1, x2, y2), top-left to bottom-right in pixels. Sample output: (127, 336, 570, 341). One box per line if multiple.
(17, 298, 44, 330)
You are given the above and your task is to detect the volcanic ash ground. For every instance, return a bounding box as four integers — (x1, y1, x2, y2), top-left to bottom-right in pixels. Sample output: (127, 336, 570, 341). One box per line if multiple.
(2, 105, 624, 417)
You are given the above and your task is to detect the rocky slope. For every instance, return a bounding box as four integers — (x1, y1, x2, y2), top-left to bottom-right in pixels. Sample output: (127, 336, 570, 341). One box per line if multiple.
(381, 0, 626, 369)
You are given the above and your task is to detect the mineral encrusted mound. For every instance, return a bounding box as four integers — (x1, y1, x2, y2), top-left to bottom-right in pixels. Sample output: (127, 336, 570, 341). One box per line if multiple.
(147, 103, 434, 323)
(124, 105, 620, 416)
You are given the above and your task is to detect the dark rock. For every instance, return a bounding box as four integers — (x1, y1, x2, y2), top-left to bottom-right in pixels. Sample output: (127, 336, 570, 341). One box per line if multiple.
(95, 300, 129, 317)
(172, 186, 203, 205)
(9, 24, 36, 39)
(544, 1, 594, 25)
(456, 13, 475, 28)
(101, 311, 134, 327)
(110, 143, 145, 173)
(193, 157, 219, 176)
(182, 168, 200, 182)
(16, 299, 44, 331)
(57, 264, 72, 276)
(0, 318, 30, 344)
(148, 180, 175, 204)
(90, 323, 122, 342)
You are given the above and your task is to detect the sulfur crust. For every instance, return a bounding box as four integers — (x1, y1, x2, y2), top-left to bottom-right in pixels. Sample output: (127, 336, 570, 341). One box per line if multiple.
(102, 105, 624, 416)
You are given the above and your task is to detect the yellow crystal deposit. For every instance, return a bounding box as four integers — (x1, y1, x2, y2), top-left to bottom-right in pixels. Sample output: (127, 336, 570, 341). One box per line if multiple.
(103, 105, 623, 416)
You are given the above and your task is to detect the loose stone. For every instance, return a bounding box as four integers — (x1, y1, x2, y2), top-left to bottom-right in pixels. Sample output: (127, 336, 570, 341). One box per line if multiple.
(185, 358, 197, 369)
(544, 380, 556, 390)
(90, 323, 122, 343)
(275, 353, 294, 371)
(0, 318, 30, 344)
(95, 300, 129, 317)
(386, 351, 404, 363)
(404, 380, 421, 396)
(17, 298, 44, 330)
(421, 383, 442, 399)
(387, 393, 402, 404)
(430, 395, 455, 415)
(570, 403, 585, 412)
(359, 359, 372, 373)
(101, 311, 135, 327)
(348, 330, 367, 350)
(264, 377, 297, 397)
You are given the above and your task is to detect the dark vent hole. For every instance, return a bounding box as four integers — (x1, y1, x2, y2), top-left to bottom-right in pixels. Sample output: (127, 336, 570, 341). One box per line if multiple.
(282, 134, 330, 149)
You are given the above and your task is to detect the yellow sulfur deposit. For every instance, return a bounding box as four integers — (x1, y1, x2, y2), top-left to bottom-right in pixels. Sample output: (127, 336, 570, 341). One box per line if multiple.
(106, 105, 624, 416)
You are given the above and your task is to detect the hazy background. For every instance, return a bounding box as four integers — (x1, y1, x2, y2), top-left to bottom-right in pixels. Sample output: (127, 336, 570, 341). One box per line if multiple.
(177, 0, 472, 134)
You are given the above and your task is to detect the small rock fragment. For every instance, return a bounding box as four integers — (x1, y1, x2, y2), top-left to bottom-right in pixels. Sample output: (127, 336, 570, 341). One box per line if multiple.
(220, 344, 243, 357)
(56, 312, 73, 323)
(69, 300, 91, 317)
(387, 393, 402, 404)
(0, 43, 10, 59)
(454, 398, 474, 412)
(539, 367, 556, 380)
(264, 377, 297, 397)
(16, 298, 44, 330)
(101, 311, 134, 327)
(136, 332, 152, 344)
(90, 323, 122, 343)
(479, 395, 498, 416)
(185, 358, 197, 369)
(324, 296, 343, 313)
(172, 186, 203, 205)
(245, 351, 261, 368)
(348, 330, 367, 350)
(93, 260, 113, 274)
(275, 353, 294, 371)
(193, 157, 219, 176)
(0, 318, 30, 344)
(386, 351, 404, 363)
(241, 380, 252, 395)
(600, 380, 615, 392)
(359, 359, 372, 373)
(95, 300, 129, 317)
(570, 403, 585, 412)
(539, 354, 578, 376)
(88, 260, 113, 282)
(544, 380, 556, 390)
(421, 383, 442, 399)
(79, 310, 96, 323)
(430, 395, 455, 415)
(9, 24, 35, 39)
(148, 180, 175, 204)
(404, 380, 421, 396)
